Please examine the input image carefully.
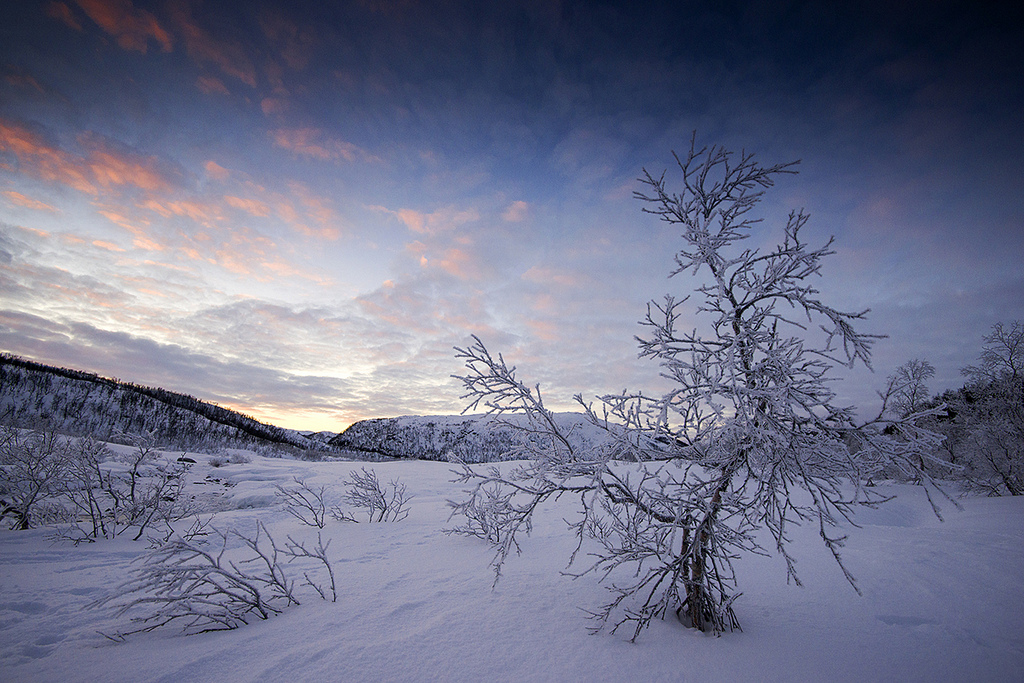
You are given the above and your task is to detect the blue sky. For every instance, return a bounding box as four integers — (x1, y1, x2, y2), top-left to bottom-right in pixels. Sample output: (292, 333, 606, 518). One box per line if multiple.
(1, 0, 1022, 430)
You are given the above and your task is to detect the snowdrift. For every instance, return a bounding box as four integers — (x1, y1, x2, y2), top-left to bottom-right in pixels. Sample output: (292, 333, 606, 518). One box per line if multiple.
(1, 451, 1022, 682)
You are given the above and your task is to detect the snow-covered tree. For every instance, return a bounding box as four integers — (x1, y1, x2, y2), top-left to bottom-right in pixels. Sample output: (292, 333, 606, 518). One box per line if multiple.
(886, 359, 936, 419)
(944, 322, 1024, 495)
(450, 137, 945, 638)
(0, 428, 67, 529)
(963, 322, 1023, 385)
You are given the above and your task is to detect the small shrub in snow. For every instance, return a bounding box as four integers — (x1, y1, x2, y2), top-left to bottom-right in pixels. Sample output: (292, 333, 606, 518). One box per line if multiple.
(332, 467, 411, 523)
(276, 477, 328, 528)
(98, 520, 336, 637)
(446, 477, 519, 547)
(208, 451, 250, 467)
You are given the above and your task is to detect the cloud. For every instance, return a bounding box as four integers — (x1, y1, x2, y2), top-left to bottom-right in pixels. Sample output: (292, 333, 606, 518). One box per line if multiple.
(94, 206, 163, 250)
(168, 0, 257, 87)
(224, 194, 272, 217)
(259, 11, 317, 70)
(72, 0, 173, 53)
(203, 160, 230, 180)
(0, 120, 97, 194)
(260, 97, 289, 116)
(521, 265, 582, 288)
(1, 66, 47, 94)
(375, 204, 481, 236)
(2, 190, 59, 213)
(81, 135, 173, 192)
(196, 75, 230, 95)
(220, 182, 342, 240)
(436, 244, 485, 280)
(46, 2, 83, 31)
(0, 120, 175, 196)
(91, 240, 125, 252)
(502, 200, 530, 222)
(284, 182, 342, 239)
(137, 197, 223, 227)
(0, 308, 356, 428)
(270, 128, 376, 163)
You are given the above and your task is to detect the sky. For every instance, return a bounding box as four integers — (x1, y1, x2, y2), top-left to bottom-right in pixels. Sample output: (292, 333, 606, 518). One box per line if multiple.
(1, 0, 1022, 432)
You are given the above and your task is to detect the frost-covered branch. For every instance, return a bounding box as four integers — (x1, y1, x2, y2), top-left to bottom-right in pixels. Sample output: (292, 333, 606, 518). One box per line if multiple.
(95, 521, 335, 638)
(332, 467, 411, 523)
(276, 477, 328, 528)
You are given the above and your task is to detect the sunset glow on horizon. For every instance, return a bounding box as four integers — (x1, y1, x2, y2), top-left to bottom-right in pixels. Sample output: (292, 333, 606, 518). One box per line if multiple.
(2, 1, 1022, 431)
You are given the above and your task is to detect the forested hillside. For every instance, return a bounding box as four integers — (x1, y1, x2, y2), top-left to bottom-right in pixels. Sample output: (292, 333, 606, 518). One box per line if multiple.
(0, 355, 328, 453)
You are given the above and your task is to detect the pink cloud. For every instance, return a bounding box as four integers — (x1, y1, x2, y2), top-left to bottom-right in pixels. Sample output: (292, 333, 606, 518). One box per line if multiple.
(0, 122, 175, 198)
(502, 200, 530, 222)
(260, 97, 289, 116)
(225, 194, 272, 217)
(2, 67, 47, 94)
(259, 12, 317, 70)
(270, 128, 376, 163)
(46, 2, 83, 31)
(204, 160, 230, 180)
(196, 75, 230, 95)
(2, 190, 59, 213)
(0, 120, 97, 194)
(284, 183, 342, 239)
(82, 136, 172, 192)
(525, 319, 560, 342)
(168, 1, 257, 86)
(73, 0, 172, 53)
(91, 239, 125, 252)
(138, 198, 223, 228)
(437, 247, 479, 280)
(94, 206, 164, 250)
(382, 205, 480, 235)
(521, 265, 582, 288)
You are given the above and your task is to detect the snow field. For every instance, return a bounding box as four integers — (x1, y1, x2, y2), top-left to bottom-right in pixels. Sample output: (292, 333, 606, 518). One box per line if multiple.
(1, 451, 1022, 682)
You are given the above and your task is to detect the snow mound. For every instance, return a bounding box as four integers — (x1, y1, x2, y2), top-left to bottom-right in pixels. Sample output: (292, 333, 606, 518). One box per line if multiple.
(1, 453, 1022, 682)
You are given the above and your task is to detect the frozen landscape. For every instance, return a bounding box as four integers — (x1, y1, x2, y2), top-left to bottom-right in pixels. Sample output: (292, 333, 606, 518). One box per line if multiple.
(1, 446, 1022, 683)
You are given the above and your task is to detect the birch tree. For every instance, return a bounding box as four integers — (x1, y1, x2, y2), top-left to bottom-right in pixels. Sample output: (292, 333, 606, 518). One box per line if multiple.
(450, 137, 944, 638)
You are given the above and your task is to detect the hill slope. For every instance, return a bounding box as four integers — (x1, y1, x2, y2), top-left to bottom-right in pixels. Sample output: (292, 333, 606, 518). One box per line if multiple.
(0, 354, 327, 453)
(330, 412, 611, 462)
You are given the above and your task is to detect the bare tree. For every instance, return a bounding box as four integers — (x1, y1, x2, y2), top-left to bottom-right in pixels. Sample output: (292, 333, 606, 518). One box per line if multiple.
(886, 359, 936, 418)
(450, 137, 945, 638)
(962, 321, 1023, 384)
(57, 436, 194, 543)
(0, 428, 68, 529)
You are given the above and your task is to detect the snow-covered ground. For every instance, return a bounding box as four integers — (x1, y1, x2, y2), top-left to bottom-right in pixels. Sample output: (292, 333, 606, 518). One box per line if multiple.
(1, 451, 1022, 682)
